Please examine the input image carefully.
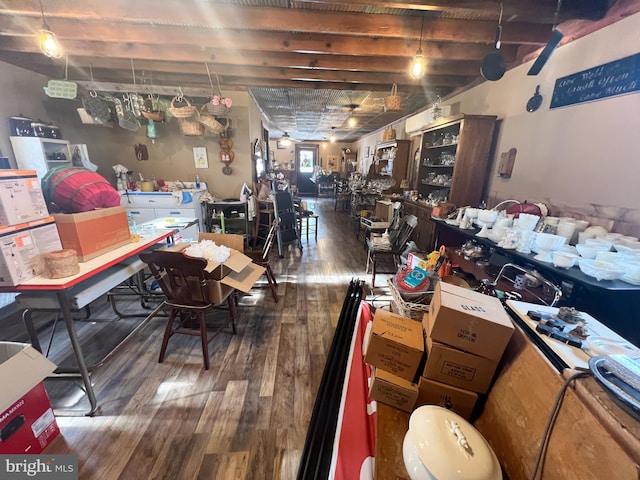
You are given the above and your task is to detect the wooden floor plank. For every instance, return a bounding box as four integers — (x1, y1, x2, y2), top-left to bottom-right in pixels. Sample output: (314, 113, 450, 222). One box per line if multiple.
(0, 198, 383, 479)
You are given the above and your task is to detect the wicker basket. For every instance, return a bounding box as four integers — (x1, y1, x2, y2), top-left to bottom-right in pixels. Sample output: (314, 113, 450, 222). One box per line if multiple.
(199, 106, 229, 134)
(205, 102, 229, 117)
(177, 116, 204, 136)
(169, 96, 197, 119)
(384, 84, 402, 111)
(382, 126, 396, 142)
(387, 278, 434, 320)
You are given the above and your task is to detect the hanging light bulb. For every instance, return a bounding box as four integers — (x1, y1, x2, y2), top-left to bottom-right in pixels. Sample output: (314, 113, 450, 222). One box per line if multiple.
(329, 127, 337, 143)
(37, 0, 62, 59)
(409, 14, 426, 79)
(347, 114, 357, 129)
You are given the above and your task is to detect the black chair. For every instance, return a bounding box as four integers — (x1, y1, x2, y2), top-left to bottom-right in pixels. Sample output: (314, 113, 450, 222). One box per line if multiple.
(139, 250, 237, 370)
(366, 214, 418, 287)
(245, 217, 281, 302)
(273, 190, 302, 257)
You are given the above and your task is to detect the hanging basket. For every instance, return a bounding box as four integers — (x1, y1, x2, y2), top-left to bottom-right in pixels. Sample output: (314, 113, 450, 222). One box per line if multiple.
(384, 84, 402, 111)
(382, 126, 396, 142)
(177, 116, 205, 136)
(169, 96, 197, 119)
(198, 106, 229, 135)
(206, 101, 230, 117)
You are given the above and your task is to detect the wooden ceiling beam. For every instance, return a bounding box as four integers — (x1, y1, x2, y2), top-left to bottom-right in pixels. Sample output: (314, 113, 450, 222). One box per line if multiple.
(0, 2, 551, 45)
(0, 16, 522, 61)
(0, 51, 450, 94)
(0, 36, 485, 79)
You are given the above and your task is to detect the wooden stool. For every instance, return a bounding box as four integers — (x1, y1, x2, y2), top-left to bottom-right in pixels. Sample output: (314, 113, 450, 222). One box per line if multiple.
(299, 212, 319, 241)
(253, 199, 275, 247)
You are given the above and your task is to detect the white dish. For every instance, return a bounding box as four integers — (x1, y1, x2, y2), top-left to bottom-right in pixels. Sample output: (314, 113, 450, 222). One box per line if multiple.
(578, 259, 625, 281)
(586, 337, 640, 357)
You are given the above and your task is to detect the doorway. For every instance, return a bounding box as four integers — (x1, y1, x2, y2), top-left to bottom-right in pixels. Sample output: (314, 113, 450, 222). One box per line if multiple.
(295, 144, 318, 195)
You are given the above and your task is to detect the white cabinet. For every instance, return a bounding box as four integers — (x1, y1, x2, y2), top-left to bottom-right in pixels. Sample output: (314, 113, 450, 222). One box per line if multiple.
(120, 189, 207, 241)
(9, 137, 71, 179)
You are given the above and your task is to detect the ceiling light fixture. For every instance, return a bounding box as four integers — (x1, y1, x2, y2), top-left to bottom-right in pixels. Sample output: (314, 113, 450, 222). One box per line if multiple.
(347, 115, 357, 129)
(410, 14, 426, 79)
(329, 127, 337, 143)
(280, 132, 292, 147)
(37, 0, 62, 59)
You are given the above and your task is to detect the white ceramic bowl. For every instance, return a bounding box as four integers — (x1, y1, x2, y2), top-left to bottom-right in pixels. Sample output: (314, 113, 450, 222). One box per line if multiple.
(595, 251, 622, 264)
(575, 243, 599, 259)
(624, 240, 640, 250)
(614, 243, 634, 254)
(578, 259, 625, 281)
(535, 233, 565, 251)
(477, 209, 498, 225)
(622, 264, 640, 285)
(517, 213, 540, 231)
(583, 225, 609, 238)
(552, 251, 578, 269)
(585, 238, 613, 251)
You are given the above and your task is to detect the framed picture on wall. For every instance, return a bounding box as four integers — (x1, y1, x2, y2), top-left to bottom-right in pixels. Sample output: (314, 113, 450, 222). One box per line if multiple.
(327, 155, 339, 170)
(193, 147, 208, 168)
(276, 140, 287, 149)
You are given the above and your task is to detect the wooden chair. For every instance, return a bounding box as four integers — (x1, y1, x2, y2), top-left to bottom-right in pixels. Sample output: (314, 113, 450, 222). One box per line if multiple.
(245, 217, 280, 302)
(253, 182, 275, 248)
(366, 214, 418, 287)
(139, 250, 237, 370)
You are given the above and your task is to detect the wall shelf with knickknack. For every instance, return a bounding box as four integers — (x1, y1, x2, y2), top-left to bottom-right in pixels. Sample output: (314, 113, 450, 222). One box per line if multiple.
(9, 137, 71, 179)
(371, 139, 410, 191)
(417, 114, 496, 207)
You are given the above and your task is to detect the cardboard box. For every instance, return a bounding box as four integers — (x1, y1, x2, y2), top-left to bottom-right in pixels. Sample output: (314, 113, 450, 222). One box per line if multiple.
(0, 170, 50, 227)
(375, 200, 394, 222)
(415, 377, 478, 419)
(428, 282, 514, 360)
(369, 367, 418, 412)
(363, 309, 424, 382)
(0, 217, 62, 286)
(0, 342, 59, 454)
(407, 252, 431, 271)
(168, 237, 266, 305)
(423, 336, 499, 394)
(53, 206, 131, 262)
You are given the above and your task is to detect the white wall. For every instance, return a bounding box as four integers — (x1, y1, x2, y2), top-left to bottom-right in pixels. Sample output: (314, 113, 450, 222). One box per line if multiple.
(414, 12, 640, 211)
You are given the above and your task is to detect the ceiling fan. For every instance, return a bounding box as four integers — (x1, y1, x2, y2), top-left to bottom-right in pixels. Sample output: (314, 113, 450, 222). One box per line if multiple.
(278, 132, 300, 146)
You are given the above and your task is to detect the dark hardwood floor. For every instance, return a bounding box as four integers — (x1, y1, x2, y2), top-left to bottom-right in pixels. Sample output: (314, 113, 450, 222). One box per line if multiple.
(0, 197, 395, 480)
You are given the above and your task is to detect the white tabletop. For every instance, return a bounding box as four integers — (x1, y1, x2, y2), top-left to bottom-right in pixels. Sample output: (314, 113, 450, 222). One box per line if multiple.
(506, 299, 639, 370)
(0, 230, 172, 292)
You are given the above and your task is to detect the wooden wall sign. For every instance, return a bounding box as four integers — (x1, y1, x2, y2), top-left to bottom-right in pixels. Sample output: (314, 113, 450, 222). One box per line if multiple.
(550, 53, 640, 109)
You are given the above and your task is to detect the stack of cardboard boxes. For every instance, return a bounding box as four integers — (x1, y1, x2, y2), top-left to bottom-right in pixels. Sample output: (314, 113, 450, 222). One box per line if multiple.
(365, 281, 514, 419)
(0, 170, 62, 286)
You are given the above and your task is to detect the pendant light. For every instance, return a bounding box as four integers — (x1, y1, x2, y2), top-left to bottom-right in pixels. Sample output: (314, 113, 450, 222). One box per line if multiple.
(329, 127, 337, 143)
(280, 132, 292, 147)
(409, 14, 426, 79)
(37, 0, 62, 59)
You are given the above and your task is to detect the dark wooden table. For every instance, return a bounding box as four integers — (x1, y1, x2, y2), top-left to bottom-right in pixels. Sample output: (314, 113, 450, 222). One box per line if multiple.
(433, 219, 640, 346)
